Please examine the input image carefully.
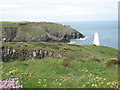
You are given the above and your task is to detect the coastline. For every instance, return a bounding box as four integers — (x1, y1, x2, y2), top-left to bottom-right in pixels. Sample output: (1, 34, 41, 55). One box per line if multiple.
(68, 36, 87, 44)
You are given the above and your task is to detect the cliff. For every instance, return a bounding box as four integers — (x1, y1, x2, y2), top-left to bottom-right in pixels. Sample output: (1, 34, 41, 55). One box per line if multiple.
(2, 42, 63, 61)
(1, 22, 85, 43)
(1, 42, 118, 62)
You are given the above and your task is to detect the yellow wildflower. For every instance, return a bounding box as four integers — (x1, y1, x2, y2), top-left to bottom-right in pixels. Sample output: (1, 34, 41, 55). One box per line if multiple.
(38, 81, 41, 84)
(116, 85, 118, 88)
(96, 77, 99, 79)
(9, 70, 16, 74)
(101, 82, 104, 84)
(92, 84, 94, 86)
(94, 84, 97, 87)
(103, 78, 106, 80)
(107, 82, 111, 85)
(59, 83, 62, 86)
(44, 79, 46, 81)
(29, 73, 32, 77)
(99, 78, 102, 80)
(43, 84, 46, 87)
(64, 79, 67, 82)
(89, 73, 92, 76)
(82, 85, 86, 88)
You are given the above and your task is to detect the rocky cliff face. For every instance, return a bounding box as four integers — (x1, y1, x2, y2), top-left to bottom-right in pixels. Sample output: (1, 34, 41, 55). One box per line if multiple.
(2, 46, 63, 62)
(2, 22, 85, 43)
(1, 42, 119, 62)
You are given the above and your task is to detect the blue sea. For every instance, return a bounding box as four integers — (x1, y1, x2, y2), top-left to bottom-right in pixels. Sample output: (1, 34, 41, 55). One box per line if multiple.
(61, 21, 118, 49)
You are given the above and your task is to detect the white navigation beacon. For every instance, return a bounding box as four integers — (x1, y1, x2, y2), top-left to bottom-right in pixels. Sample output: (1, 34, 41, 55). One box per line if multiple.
(93, 32, 100, 46)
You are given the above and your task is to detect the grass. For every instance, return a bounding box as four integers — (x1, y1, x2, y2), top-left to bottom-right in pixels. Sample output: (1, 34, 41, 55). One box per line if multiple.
(2, 24, 46, 40)
(16, 26, 46, 39)
(1, 42, 119, 88)
(2, 57, 118, 88)
(39, 23, 72, 32)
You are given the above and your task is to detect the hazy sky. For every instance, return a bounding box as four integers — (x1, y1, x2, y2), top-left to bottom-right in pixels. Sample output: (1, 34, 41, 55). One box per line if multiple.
(0, 0, 119, 22)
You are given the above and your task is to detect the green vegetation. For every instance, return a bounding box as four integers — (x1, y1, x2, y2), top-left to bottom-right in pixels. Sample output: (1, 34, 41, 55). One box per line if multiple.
(2, 23, 47, 40)
(39, 23, 72, 32)
(2, 21, 78, 42)
(16, 26, 46, 39)
(1, 42, 119, 88)
(0, 21, 29, 24)
(2, 42, 118, 60)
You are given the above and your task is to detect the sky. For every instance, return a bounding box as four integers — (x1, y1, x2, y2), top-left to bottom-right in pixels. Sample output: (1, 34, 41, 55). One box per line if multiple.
(0, 0, 119, 22)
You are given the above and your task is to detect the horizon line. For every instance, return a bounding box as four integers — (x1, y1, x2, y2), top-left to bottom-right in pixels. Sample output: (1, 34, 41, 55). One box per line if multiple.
(0, 20, 118, 23)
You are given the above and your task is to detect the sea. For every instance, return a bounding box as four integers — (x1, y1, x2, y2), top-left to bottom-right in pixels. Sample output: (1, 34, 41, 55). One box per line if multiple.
(61, 21, 118, 49)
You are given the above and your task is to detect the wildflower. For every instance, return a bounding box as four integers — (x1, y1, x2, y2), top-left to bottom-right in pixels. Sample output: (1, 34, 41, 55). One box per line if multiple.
(89, 73, 92, 76)
(116, 85, 118, 88)
(59, 83, 62, 86)
(64, 79, 67, 82)
(38, 81, 41, 84)
(94, 84, 97, 87)
(91, 84, 94, 86)
(86, 82, 90, 84)
(96, 77, 99, 79)
(29, 73, 32, 77)
(6, 73, 10, 75)
(9, 69, 17, 74)
(82, 85, 86, 88)
(43, 84, 46, 87)
(98, 83, 102, 85)
(97, 79, 100, 82)
(0, 78, 22, 88)
(44, 79, 46, 81)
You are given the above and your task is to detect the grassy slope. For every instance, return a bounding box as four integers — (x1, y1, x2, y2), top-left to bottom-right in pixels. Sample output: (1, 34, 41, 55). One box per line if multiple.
(2, 42, 119, 88)
(16, 26, 46, 39)
(2, 22, 76, 41)
(2, 23, 46, 40)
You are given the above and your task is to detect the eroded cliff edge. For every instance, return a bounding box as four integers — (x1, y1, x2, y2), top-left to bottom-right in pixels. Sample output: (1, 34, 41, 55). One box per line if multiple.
(1, 22, 85, 43)
(1, 42, 118, 62)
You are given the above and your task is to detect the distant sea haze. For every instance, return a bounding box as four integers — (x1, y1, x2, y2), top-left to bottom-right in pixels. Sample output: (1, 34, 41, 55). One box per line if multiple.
(61, 21, 118, 49)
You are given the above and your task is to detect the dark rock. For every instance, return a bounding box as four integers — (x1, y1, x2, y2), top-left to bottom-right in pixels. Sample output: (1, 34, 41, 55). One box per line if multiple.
(95, 57, 101, 62)
(90, 56, 101, 62)
(2, 47, 63, 62)
(104, 58, 119, 67)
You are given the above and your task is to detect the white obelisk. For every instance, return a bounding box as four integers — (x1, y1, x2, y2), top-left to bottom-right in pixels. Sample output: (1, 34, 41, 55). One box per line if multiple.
(93, 32, 100, 46)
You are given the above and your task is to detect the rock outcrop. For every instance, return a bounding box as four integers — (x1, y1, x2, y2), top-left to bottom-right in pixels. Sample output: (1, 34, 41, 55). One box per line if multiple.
(1, 42, 119, 62)
(2, 46, 63, 62)
(1, 22, 85, 43)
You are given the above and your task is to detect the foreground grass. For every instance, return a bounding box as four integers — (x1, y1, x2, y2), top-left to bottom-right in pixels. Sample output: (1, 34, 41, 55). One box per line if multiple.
(1, 42, 119, 88)
(2, 57, 118, 88)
